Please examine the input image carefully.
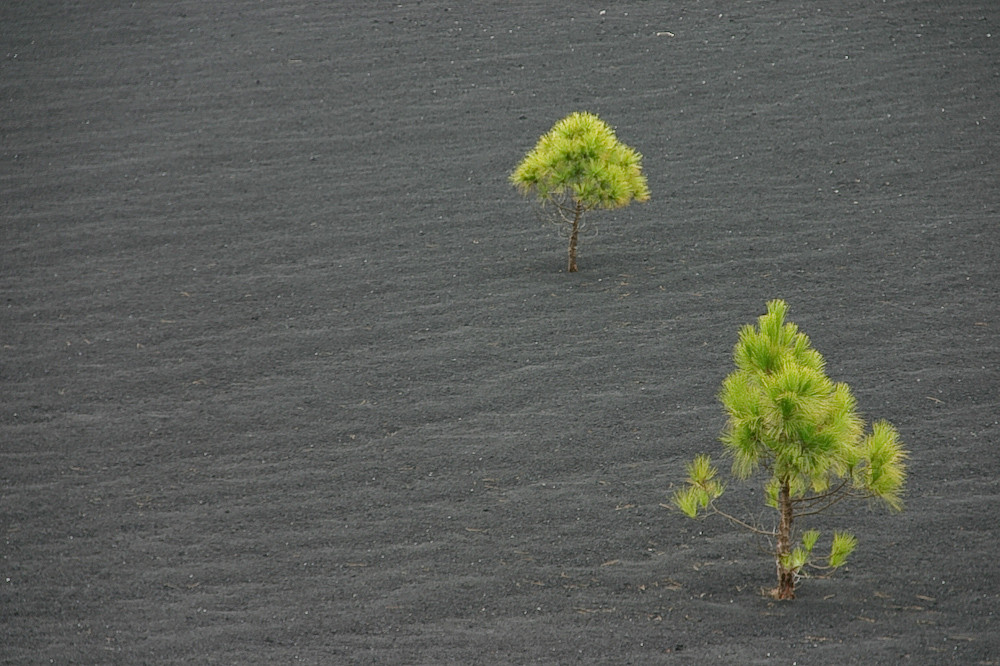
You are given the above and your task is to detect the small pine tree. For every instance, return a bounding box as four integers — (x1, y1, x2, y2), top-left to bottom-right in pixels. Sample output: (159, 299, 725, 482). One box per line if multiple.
(673, 299, 908, 599)
(510, 111, 650, 272)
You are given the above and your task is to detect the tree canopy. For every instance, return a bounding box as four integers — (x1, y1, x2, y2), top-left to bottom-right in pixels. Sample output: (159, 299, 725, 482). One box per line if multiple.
(718, 299, 907, 510)
(510, 111, 650, 210)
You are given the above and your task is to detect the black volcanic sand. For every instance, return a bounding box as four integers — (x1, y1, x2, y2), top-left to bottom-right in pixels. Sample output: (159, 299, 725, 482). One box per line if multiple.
(3, 1, 999, 663)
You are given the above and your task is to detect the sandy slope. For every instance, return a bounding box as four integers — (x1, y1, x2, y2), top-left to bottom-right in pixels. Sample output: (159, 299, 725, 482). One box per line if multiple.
(3, 1, 999, 663)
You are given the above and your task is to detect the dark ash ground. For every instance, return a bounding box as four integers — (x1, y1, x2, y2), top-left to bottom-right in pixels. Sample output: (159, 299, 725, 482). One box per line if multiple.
(3, 1, 999, 663)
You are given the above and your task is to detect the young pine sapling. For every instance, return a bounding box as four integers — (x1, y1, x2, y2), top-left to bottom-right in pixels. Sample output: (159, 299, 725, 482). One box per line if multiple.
(510, 111, 650, 272)
(673, 299, 908, 599)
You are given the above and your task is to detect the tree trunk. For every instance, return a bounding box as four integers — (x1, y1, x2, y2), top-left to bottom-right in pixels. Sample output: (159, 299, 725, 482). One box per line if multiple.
(567, 201, 582, 272)
(773, 477, 796, 600)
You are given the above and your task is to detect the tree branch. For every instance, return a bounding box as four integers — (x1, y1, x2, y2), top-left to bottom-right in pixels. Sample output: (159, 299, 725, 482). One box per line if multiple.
(793, 492, 852, 518)
(708, 503, 778, 537)
(789, 478, 850, 506)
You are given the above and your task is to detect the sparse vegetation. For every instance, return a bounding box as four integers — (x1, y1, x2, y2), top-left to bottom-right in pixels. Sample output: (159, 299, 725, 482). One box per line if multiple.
(673, 299, 908, 599)
(510, 111, 649, 272)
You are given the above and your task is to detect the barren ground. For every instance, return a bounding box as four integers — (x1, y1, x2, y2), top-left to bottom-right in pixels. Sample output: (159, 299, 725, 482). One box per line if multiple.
(3, 1, 999, 663)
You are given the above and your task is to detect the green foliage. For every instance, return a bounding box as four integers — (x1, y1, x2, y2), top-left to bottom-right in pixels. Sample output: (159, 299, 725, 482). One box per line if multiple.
(510, 111, 649, 271)
(829, 531, 858, 569)
(781, 530, 817, 573)
(855, 420, 908, 511)
(801, 529, 820, 552)
(673, 454, 724, 518)
(780, 529, 856, 577)
(718, 299, 907, 507)
(673, 300, 909, 599)
(511, 111, 649, 208)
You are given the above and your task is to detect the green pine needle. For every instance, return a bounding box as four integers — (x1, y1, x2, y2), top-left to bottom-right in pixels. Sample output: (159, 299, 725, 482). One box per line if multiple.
(829, 532, 858, 568)
(801, 529, 820, 553)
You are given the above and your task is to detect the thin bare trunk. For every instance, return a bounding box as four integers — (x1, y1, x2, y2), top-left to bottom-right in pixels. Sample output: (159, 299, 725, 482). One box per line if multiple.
(773, 477, 796, 600)
(567, 201, 582, 272)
